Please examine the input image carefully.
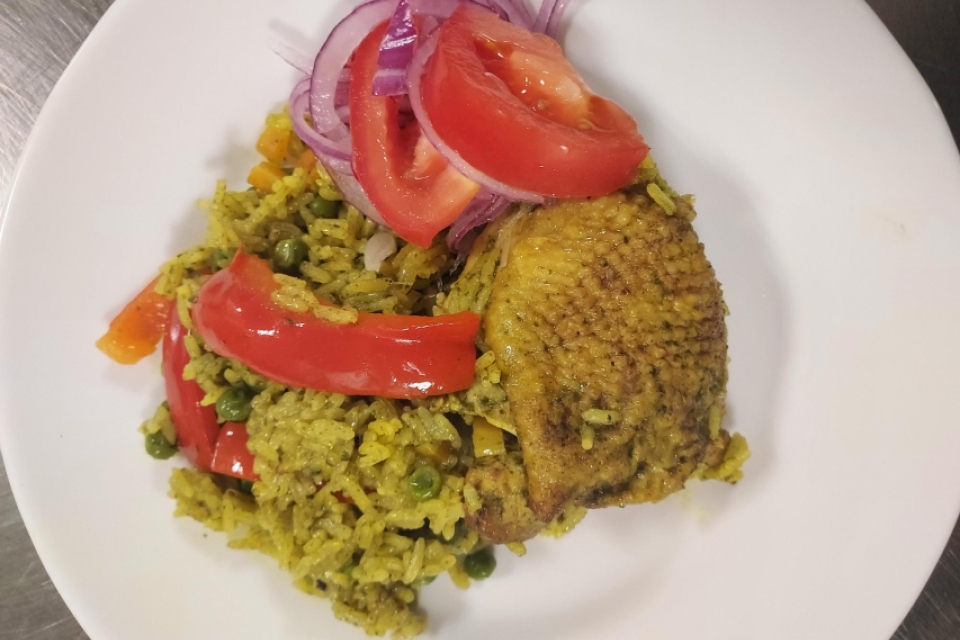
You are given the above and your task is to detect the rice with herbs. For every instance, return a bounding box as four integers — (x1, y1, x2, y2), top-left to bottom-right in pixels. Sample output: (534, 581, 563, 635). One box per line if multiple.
(142, 111, 521, 638)
(136, 110, 749, 638)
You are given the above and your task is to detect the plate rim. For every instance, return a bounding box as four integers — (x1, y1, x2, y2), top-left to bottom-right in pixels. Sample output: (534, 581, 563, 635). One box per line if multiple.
(2, 1, 960, 639)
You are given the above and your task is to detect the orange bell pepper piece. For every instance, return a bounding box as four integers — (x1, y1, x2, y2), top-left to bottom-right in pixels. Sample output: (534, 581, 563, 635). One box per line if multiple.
(96, 277, 172, 364)
(256, 127, 291, 164)
(247, 162, 286, 193)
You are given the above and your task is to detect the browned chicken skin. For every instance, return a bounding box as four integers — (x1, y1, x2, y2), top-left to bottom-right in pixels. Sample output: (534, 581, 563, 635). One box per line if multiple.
(459, 183, 742, 543)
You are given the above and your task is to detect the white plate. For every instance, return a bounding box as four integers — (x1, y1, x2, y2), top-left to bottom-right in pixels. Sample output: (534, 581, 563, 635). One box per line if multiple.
(2, 0, 960, 638)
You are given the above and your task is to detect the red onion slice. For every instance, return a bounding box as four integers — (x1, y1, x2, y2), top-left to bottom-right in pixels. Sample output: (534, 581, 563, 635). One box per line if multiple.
(373, 0, 483, 96)
(335, 76, 350, 111)
(534, 0, 570, 37)
(532, 0, 555, 32)
(373, 0, 417, 95)
(309, 0, 399, 140)
(447, 191, 512, 251)
(407, 29, 545, 203)
(509, 0, 535, 27)
(544, 0, 571, 37)
(292, 80, 376, 228)
(415, 0, 488, 14)
(324, 162, 388, 225)
(372, 67, 409, 96)
(324, 156, 355, 178)
(421, 15, 441, 33)
(294, 0, 571, 236)
(309, 0, 482, 139)
(479, 0, 533, 28)
(272, 42, 313, 74)
(378, 0, 417, 67)
(289, 79, 353, 161)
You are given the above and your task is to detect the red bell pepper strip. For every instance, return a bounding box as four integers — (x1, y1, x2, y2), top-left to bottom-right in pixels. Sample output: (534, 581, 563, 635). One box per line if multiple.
(162, 304, 220, 471)
(191, 252, 480, 398)
(211, 422, 258, 481)
(97, 277, 171, 364)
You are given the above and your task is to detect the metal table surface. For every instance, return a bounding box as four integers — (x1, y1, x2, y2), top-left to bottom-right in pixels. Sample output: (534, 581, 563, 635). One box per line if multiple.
(1, 0, 958, 638)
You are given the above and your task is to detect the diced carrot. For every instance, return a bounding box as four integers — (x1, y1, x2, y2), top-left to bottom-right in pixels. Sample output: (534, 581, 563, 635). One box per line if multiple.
(297, 149, 318, 172)
(256, 127, 291, 164)
(247, 162, 286, 193)
(96, 277, 172, 364)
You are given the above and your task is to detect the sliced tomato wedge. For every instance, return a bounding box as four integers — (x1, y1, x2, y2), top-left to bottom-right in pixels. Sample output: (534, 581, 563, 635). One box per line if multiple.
(191, 252, 480, 398)
(351, 23, 480, 247)
(422, 6, 649, 198)
(162, 304, 220, 471)
(97, 277, 172, 364)
(211, 422, 258, 481)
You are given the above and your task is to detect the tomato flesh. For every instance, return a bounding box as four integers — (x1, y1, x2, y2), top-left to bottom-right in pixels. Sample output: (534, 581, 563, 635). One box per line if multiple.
(422, 6, 649, 198)
(162, 304, 220, 471)
(97, 277, 171, 364)
(191, 252, 480, 398)
(351, 23, 480, 247)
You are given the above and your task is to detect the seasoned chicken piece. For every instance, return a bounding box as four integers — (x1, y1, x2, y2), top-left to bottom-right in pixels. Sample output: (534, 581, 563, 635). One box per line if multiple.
(464, 187, 736, 538)
(464, 452, 546, 544)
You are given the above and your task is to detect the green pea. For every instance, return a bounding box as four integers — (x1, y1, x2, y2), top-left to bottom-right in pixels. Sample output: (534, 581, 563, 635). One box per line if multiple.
(145, 431, 177, 460)
(238, 480, 255, 495)
(463, 549, 496, 580)
(216, 387, 253, 422)
(408, 465, 442, 501)
(272, 238, 309, 272)
(308, 195, 340, 219)
(412, 575, 436, 589)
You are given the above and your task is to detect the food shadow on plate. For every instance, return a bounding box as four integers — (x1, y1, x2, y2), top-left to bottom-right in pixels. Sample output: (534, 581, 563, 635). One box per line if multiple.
(203, 127, 264, 187)
(536, 0, 787, 505)
(653, 132, 787, 515)
(577, 30, 788, 504)
(99, 350, 163, 398)
(165, 491, 360, 639)
(671, 141, 788, 501)
(164, 124, 270, 258)
(267, 0, 373, 72)
(463, 151, 789, 640)
(432, 514, 681, 640)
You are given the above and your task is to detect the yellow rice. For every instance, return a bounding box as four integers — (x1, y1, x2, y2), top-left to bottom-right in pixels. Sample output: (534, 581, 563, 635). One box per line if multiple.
(151, 111, 516, 637)
(143, 111, 748, 637)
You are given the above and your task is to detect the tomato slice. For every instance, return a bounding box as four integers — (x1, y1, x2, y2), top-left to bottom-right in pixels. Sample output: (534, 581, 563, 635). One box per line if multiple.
(97, 277, 171, 364)
(191, 252, 480, 398)
(351, 23, 480, 247)
(421, 6, 649, 198)
(211, 422, 258, 481)
(162, 304, 220, 471)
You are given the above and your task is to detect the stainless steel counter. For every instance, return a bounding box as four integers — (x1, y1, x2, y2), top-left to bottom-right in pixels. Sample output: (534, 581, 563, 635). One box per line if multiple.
(1, 0, 958, 638)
